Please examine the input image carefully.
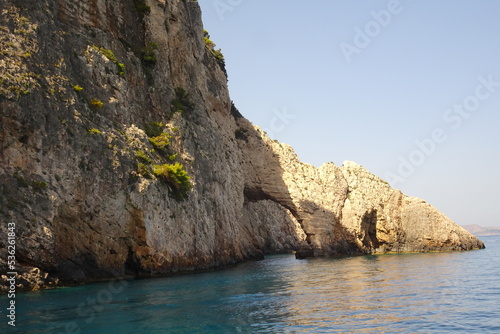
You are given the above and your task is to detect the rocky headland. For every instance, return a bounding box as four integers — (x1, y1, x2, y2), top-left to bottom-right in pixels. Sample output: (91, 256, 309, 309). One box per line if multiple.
(0, 0, 484, 292)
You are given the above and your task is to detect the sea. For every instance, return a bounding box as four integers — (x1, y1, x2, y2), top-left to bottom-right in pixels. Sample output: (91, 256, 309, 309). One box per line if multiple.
(1, 235, 499, 333)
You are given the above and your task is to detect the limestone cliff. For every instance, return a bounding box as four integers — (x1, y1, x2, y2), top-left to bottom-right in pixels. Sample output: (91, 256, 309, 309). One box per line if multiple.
(0, 0, 483, 292)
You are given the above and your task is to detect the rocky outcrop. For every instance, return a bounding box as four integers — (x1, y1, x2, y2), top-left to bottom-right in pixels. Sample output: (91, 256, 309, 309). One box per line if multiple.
(339, 161, 483, 253)
(0, 0, 483, 292)
(235, 123, 484, 257)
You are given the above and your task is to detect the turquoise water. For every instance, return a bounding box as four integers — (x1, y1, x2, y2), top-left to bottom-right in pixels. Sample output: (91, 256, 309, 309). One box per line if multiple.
(2, 236, 499, 333)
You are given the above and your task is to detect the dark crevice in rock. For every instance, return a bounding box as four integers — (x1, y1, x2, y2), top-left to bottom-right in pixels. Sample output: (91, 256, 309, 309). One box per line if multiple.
(124, 246, 140, 277)
(360, 209, 380, 250)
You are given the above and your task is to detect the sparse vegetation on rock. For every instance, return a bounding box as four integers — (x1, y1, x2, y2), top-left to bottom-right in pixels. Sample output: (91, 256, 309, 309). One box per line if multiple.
(89, 98, 104, 109)
(153, 162, 192, 199)
(141, 42, 158, 65)
(203, 30, 225, 64)
(0, 6, 40, 99)
(73, 85, 84, 92)
(133, 0, 151, 18)
(149, 132, 171, 150)
(92, 45, 125, 76)
(171, 87, 195, 115)
(87, 128, 102, 135)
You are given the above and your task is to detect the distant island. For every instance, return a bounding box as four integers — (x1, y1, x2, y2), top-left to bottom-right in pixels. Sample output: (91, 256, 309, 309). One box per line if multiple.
(462, 225, 500, 236)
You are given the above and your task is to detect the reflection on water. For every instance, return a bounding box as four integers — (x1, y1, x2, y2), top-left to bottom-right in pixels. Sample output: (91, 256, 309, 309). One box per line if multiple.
(277, 254, 457, 333)
(1, 236, 499, 333)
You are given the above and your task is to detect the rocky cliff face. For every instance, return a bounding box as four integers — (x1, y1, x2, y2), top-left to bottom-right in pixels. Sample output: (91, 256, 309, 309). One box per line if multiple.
(0, 0, 484, 292)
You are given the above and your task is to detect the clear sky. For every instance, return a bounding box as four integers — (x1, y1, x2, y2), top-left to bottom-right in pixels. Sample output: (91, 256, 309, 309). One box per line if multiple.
(198, 0, 500, 228)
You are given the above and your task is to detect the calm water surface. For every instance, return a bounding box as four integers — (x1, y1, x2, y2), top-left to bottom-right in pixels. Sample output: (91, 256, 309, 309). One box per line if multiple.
(2, 236, 499, 333)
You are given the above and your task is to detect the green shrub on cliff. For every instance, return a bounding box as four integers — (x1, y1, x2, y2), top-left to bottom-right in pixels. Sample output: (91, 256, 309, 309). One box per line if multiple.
(92, 45, 125, 76)
(171, 87, 195, 115)
(144, 121, 172, 151)
(117, 62, 125, 76)
(141, 42, 158, 65)
(149, 132, 171, 150)
(89, 98, 104, 109)
(87, 128, 102, 135)
(153, 162, 192, 199)
(203, 30, 225, 63)
(203, 36, 215, 50)
(134, 0, 151, 17)
(92, 45, 118, 62)
(145, 121, 164, 137)
(135, 150, 152, 163)
(137, 162, 152, 178)
(32, 181, 47, 191)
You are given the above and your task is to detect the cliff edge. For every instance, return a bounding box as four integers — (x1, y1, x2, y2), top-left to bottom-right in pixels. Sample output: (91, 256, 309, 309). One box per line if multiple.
(0, 0, 484, 292)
